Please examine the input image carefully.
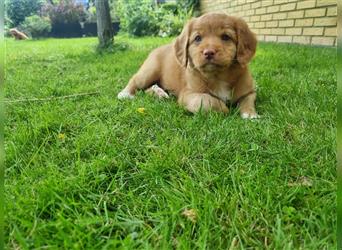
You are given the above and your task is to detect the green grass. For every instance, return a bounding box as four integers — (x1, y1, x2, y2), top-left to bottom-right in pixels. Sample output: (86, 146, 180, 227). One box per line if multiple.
(5, 36, 336, 249)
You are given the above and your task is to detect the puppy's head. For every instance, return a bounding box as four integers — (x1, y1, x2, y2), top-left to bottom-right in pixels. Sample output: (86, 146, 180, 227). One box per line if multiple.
(174, 13, 257, 72)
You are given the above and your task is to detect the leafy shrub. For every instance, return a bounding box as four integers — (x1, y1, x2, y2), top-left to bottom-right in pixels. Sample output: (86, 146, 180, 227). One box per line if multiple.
(42, 0, 87, 25)
(5, 13, 14, 37)
(85, 5, 97, 23)
(109, 0, 120, 22)
(115, 0, 159, 37)
(20, 15, 51, 38)
(159, 2, 178, 14)
(115, 0, 196, 37)
(156, 3, 192, 37)
(176, 0, 200, 13)
(5, 0, 43, 27)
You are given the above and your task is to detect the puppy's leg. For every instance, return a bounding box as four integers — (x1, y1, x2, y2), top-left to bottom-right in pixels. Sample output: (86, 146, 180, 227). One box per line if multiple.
(238, 92, 259, 119)
(145, 85, 169, 99)
(179, 91, 229, 113)
(118, 54, 161, 100)
(232, 71, 259, 119)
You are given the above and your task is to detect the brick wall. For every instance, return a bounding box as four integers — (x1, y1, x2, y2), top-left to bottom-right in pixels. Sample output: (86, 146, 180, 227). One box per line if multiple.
(200, 0, 337, 46)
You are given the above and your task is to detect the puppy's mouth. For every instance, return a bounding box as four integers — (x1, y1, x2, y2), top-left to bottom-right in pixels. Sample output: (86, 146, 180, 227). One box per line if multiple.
(200, 61, 226, 71)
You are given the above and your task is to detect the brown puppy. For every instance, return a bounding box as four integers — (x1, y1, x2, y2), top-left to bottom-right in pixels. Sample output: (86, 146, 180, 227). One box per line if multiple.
(118, 13, 258, 119)
(10, 28, 29, 40)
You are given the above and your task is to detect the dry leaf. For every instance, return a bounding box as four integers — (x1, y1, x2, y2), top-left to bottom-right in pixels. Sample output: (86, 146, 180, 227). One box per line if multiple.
(172, 237, 179, 248)
(181, 208, 197, 223)
(229, 236, 239, 250)
(264, 236, 268, 248)
(288, 176, 313, 187)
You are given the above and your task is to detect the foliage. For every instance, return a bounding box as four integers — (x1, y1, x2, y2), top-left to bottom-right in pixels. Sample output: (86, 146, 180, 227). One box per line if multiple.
(85, 5, 97, 23)
(42, 0, 87, 25)
(177, 0, 200, 10)
(156, 3, 193, 37)
(176, 0, 200, 16)
(5, 0, 43, 27)
(19, 15, 52, 38)
(115, 0, 159, 37)
(115, 0, 197, 37)
(4, 15, 13, 37)
(4, 37, 337, 249)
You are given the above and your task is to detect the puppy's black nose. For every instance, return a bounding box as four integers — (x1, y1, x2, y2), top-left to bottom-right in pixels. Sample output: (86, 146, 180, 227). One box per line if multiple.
(203, 49, 216, 59)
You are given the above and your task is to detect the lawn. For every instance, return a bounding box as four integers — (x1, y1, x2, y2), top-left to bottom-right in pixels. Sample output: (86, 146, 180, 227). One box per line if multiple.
(5, 36, 336, 249)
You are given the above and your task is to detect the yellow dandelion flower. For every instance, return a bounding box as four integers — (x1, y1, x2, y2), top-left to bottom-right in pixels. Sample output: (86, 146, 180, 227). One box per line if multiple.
(137, 107, 146, 114)
(57, 133, 66, 140)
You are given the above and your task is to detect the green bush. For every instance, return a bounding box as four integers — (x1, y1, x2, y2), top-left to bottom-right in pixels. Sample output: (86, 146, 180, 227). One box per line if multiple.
(115, 0, 196, 37)
(176, 0, 200, 14)
(85, 5, 97, 23)
(5, 0, 43, 27)
(5, 14, 14, 37)
(115, 0, 159, 37)
(20, 15, 51, 38)
(156, 3, 192, 37)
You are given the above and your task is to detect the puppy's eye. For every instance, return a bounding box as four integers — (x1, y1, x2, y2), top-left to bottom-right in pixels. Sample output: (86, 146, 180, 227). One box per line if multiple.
(194, 35, 202, 43)
(221, 34, 231, 41)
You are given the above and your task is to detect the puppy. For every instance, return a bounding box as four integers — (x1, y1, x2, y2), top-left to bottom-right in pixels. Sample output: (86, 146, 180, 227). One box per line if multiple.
(118, 13, 258, 119)
(10, 28, 29, 40)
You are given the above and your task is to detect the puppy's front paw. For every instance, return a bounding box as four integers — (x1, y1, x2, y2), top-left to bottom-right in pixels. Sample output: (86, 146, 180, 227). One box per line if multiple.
(117, 89, 135, 100)
(241, 112, 260, 119)
(145, 84, 169, 99)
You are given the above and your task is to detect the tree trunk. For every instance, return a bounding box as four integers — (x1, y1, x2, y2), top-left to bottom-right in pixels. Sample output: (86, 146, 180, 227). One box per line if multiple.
(95, 0, 113, 48)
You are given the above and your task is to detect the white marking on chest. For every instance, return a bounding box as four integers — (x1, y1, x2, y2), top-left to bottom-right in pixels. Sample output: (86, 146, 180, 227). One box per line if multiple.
(211, 81, 232, 102)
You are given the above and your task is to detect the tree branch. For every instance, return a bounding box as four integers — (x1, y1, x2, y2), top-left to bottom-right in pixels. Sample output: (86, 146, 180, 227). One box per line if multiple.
(5, 91, 100, 104)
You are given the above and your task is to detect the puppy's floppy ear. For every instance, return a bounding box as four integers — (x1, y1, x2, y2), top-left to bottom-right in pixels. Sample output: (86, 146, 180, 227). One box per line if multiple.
(173, 19, 194, 67)
(234, 17, 257, 67)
